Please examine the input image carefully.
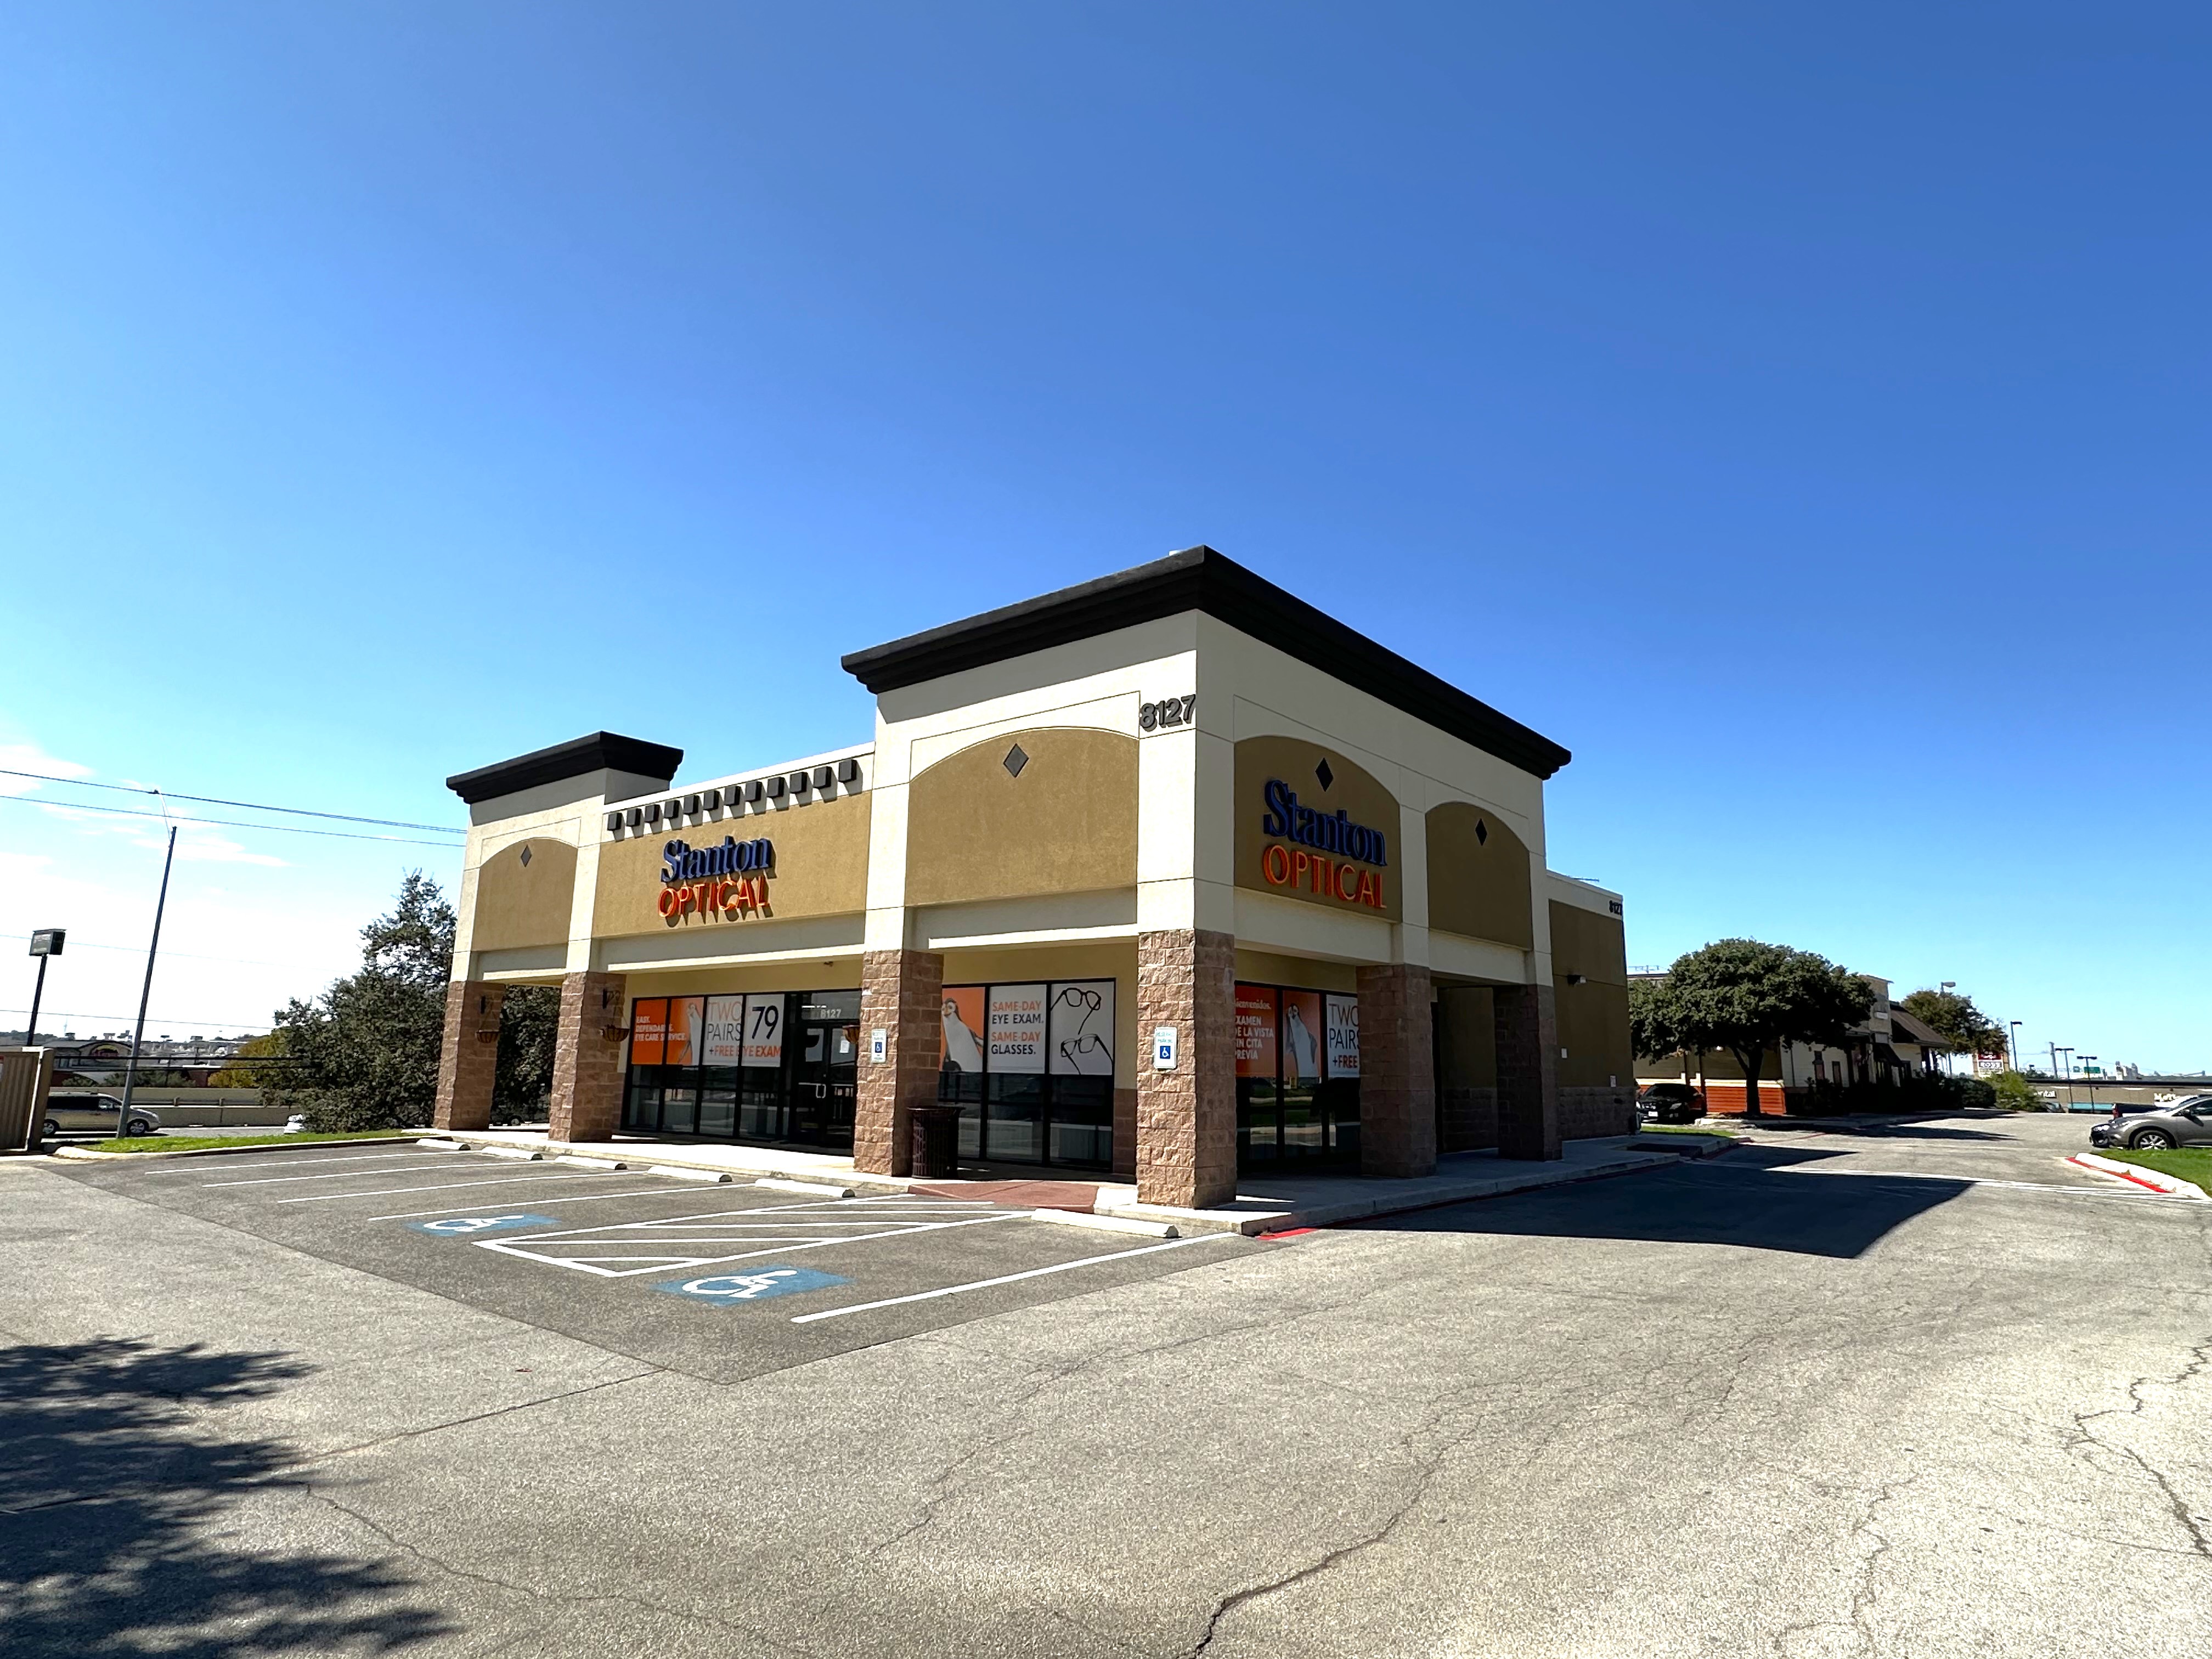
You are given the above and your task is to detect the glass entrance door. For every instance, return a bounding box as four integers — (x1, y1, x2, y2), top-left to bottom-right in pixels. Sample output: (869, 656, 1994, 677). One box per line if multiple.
(790, 993, 860, 1149)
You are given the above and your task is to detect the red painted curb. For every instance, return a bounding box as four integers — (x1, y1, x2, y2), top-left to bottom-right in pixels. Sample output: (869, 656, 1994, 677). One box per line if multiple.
(2069, 1155, 2180, 1195)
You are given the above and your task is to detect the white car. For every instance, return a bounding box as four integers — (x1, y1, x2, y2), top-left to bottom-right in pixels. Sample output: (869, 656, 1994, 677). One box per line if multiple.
(43, 1092, 162, 1139)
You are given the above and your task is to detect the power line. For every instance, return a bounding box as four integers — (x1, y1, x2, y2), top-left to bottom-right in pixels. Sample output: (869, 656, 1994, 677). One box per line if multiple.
(1, 1008, 272, 1030)
(0, 768, 463, 834)
(1, 793, 462, 848)
(0, 932, 286, 968)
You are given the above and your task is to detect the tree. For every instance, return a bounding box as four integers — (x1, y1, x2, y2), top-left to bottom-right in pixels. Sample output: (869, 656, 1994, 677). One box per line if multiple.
(208, 1031, 287, 1088)
(1628, 976, 1688, 1068)
(1900, 988, 2007, 1059)
(1657, 939, 1875, 1118)
(1988, 1070, 2049, 1111)
(493, 985, 560, 1121)
(268, 872, 456, 1131)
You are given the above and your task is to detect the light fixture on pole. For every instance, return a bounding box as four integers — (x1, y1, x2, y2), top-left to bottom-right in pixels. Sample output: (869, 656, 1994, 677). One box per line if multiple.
(24, 929, 65, 1043)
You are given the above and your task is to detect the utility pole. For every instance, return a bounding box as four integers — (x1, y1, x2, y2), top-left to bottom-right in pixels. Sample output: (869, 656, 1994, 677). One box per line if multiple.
(116, 826, 178, 1139)
(2009, 1021, 2022, 1076)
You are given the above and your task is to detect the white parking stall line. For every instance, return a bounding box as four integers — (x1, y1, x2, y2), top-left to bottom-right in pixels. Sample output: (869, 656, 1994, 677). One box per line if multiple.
(161, 1150, 469, 1174)
(369, 1186, 713, 1221)
(205, 1159, 502, 1188)
(276, 1172, 653, 1205)
(789, 1234, 1232, 1324)
(475, 1207, 1025, 1279)
(1708, 1165, 2194, 1203)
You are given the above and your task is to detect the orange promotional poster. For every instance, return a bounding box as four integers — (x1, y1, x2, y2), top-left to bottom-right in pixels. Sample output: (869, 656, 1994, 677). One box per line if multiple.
(940, 986, 985, 1073)
(630, 998, 668, 1065)
(663, 997, 702, 1068)
(1234, 985, 1278, 1079)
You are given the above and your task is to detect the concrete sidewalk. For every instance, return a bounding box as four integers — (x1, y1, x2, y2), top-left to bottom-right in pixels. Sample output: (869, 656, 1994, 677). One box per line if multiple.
(427, 1127, 1678, 1235)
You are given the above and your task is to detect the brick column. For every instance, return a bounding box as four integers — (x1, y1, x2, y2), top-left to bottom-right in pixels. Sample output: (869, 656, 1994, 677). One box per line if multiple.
(856, 949, 944, 1177)
(1494, 982, 1561, 1161)
(1357, 963, 1436, 1178)
(1136, 928, 1237, 1209)
(433, 980, 505, 1132)
(549, 970, 629, 1144)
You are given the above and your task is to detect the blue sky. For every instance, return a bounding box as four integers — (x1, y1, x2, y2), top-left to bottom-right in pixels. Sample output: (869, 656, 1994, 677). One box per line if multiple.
(3, 5, 2205, 1071)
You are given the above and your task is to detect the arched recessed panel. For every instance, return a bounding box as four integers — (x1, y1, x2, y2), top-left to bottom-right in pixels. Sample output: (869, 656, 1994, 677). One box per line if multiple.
(906, 727, 1138, 907)
(1425, 803, 1533, 949)
(1232, 737, 1403, 922)
(472, 838, 578, 952)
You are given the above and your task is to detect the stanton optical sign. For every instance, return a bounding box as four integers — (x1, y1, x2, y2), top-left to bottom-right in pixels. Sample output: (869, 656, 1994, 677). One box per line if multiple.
(1258, 778, 1389, 911)
(657, 835, 775, 921)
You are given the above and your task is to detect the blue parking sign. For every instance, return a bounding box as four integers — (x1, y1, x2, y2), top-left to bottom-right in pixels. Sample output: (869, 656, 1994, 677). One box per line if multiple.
(654, 1266, 850, 1306)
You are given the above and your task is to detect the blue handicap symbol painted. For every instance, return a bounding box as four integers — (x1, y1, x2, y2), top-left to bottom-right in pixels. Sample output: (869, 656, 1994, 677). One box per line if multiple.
(654, 1266, 850, 1306)
(409, 1214, 558, 1236)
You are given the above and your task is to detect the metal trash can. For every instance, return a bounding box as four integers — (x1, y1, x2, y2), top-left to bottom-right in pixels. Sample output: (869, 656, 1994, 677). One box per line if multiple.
(909, 1104, 960, 1180)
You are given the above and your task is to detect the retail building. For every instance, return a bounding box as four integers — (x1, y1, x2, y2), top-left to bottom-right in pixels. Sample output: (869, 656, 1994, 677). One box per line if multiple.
(433, 546, 1633, 1207)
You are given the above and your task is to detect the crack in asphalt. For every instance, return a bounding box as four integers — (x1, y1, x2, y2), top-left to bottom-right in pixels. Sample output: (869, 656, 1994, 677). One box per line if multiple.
(307, 1489, 822, 1656)
(2065, 1334, 2212, 1560)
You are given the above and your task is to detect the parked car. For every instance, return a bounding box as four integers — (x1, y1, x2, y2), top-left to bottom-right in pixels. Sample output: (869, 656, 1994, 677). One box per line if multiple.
(2090, 1097, 2212, 1152)
(1637, 1083, 1705, 1125)
(43, 1092, 162, 1139)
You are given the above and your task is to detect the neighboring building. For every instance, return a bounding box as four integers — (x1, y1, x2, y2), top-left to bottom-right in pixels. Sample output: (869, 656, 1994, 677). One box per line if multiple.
(432, 545, 1635, 1207)
(1633, 973, 1948, 1114)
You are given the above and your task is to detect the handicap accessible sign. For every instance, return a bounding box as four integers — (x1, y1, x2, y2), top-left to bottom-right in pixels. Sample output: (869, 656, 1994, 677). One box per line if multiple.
(655, 1267, 850, 1306)
(409, 1214, 557, 1236)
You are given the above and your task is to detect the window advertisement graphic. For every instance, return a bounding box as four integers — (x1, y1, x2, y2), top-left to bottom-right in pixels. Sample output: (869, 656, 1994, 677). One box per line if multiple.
(987, 984, 1048, 1074)
(741, 995, 786, 1067)
(701, 995, 746, 1067)
(1048, 981, 1115, 1076)
(1234, 984, 1279, 1079)
(1280, 990, 1324, 1086)
(630, 998, 669, 1065)
(940, 986, 986, 1073)
(664, 997, 703, 1068)
(1325, 994, 1361, 1079)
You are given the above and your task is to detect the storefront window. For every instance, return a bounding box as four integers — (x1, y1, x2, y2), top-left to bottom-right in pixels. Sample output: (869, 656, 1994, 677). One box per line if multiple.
(1235, 981, 1361, 1169)
(937, 979, 1116, 1170)
(621, 989, 851, 1149)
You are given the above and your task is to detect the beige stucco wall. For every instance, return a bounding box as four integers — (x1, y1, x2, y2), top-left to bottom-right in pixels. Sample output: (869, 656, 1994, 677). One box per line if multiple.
(469, 838, 578, 953)
(1230, 736, 1404, 924)
(1426, 803, 1534, 950)
(593, 792, 872, 939)
(905, 726, 1138, 908)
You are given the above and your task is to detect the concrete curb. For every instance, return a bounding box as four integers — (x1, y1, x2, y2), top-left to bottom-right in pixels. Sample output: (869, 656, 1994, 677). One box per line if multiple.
(2068, 1152, 2210, 1201)
(1626, 1133, 1737, 1159)
(1030, 1208, 1180, 1239)
(48, 1135, 421, 1163)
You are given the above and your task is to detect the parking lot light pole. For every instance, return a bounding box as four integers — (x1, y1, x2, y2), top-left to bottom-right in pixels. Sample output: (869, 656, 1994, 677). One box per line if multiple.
(116, 826, 178, 1139)
(24, 929, 65, 1044)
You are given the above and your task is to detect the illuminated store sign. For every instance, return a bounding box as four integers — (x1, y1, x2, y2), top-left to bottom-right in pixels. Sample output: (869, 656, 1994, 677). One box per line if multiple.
(657, 835, 776, 921)
(1258, 779, 1389, 911)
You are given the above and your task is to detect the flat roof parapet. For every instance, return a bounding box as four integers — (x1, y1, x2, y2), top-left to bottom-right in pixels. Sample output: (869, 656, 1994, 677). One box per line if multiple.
(840, 545, 1571, 778)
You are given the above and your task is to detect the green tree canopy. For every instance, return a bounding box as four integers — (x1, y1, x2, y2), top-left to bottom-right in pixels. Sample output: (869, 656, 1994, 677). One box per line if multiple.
(1899, 988, 2007, 1058)
(1638, 939, 1875, 1116)
(268, 873, 554, 1131)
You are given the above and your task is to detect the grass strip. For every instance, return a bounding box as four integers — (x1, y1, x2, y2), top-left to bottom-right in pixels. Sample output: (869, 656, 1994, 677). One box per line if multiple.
(78, 1131, 422, 1154)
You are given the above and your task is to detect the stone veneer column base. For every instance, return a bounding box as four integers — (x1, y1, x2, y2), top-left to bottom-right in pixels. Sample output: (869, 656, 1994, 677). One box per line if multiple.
(1136, 928, 1237, 1210)
(1494, 982, 1561, 1161)
(433, 980, 505, 1133)
(549, 970, 629, 1143)
(1357, 963, 1437, 1178)
(855, 948, 944, 1178)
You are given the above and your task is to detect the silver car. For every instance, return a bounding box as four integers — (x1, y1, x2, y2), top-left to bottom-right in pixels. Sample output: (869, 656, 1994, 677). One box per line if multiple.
(2089, 1095, 2212, 1153)
(43, 1092, 162, 1139)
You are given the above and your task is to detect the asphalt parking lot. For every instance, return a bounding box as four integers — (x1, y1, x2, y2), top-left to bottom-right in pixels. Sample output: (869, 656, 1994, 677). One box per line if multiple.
(43, 1143, 1265, 1380)
(7, 1111, 2209, 1658)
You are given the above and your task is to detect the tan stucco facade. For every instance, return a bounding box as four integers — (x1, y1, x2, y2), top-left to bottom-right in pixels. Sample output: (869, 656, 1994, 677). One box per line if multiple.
(436, 547, 1632, 1199)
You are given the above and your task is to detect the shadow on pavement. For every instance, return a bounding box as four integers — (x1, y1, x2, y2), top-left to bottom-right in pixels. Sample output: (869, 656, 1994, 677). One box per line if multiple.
(1359, 1150, 1973, 1259)
(0, 1336, 456, 1656)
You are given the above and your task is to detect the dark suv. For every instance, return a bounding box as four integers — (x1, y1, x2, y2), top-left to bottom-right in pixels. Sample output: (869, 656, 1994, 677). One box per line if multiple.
(2089, 1095, 2212, 1152)
(1637, 1084, 1705, 1125)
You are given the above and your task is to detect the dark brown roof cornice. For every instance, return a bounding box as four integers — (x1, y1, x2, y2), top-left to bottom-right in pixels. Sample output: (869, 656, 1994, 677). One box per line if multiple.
(445, 731, 684, 805)
(840, 545, 1572, 778)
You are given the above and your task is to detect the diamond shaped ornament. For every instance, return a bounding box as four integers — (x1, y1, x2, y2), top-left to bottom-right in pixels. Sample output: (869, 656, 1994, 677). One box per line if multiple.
(1474, 820, 1488, 846)
(1314, 758, 1334, 790)
(518, 844, 533, 867)
(1003, 744, 1029, 778)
